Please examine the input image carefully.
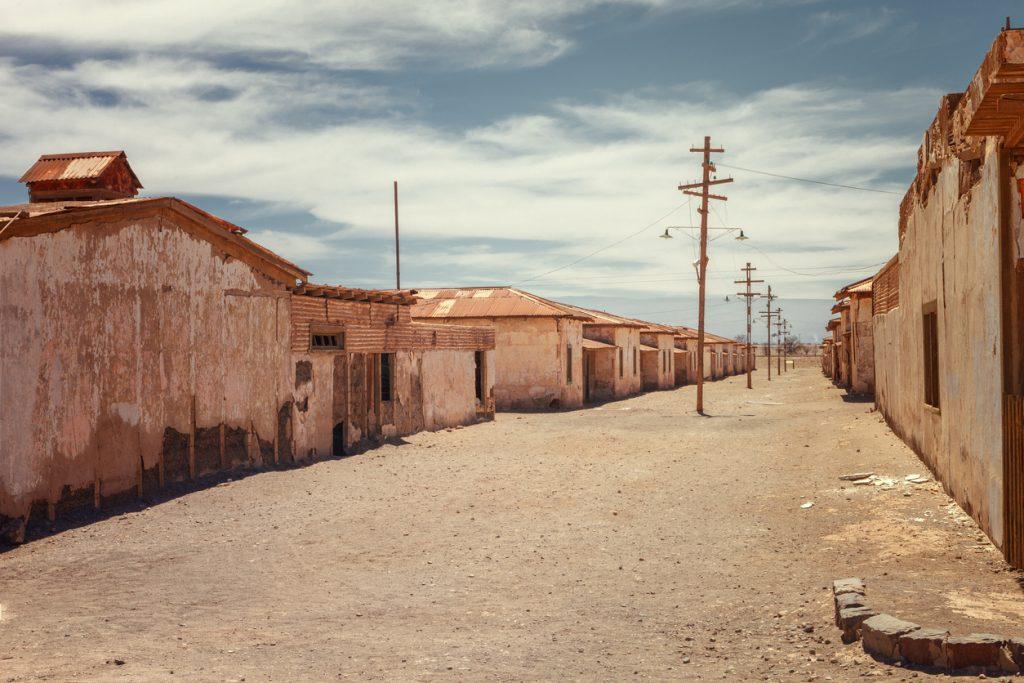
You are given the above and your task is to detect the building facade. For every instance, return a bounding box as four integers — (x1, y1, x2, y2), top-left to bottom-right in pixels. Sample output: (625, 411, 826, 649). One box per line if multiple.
(411, 287, 589, 411)
(0, 152, 494, 542)
(871, 29, 1024, 567)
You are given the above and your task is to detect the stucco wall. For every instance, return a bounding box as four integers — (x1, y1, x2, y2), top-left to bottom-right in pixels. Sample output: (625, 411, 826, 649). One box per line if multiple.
(421, 316, 582, 411)
(874, 136, 1004, 542)
(0, 216, 292, 525)
(850, 296, 875, 395)
(583, 325, 641, 399)
(420, 349, 490, 431)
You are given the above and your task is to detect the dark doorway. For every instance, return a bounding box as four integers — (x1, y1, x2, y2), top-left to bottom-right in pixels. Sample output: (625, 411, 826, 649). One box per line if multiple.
(474, 351, 484, 402)
(332, 422, 345, 457)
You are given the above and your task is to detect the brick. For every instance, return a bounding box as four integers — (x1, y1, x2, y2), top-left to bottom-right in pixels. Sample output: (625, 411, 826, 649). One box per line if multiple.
(898, 627, 948, 668)
(945, 633, 1007, 673)
(838, 605, 877, 644)
(861, 614, 919, 661)
(832, 577, 866, 596)
(833, 591, 867, 626)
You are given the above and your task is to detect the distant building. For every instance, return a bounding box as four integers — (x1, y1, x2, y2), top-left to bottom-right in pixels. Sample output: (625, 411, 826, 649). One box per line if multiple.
(412, 287, 591, 410)
(0, 151, 494, 542)
(830, 277, 874, 395)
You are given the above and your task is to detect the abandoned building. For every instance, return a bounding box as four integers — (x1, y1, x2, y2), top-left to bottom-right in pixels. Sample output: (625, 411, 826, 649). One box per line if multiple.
(870, 28, 1024, 568)
(672, 328, 697, 386)
(555, 305, 644, 403)
(636, 322, 677, 391)
(411, 287, 591, 410)
(0, 151, 494, 542)
(827, 276, 874, 395)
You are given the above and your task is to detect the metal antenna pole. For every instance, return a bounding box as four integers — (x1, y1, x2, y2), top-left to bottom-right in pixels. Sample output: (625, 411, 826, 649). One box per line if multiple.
(393, 180, 401, 290)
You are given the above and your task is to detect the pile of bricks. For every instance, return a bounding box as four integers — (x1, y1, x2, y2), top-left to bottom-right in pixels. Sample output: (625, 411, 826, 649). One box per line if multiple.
(832, 578, 1024, 675)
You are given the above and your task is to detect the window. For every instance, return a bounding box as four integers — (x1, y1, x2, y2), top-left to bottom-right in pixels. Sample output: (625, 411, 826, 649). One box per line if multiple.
(311, 332, 343, 350)
(619, 348, 624, 377)
(566, 344, 573, 384)
(922, 304, 940, 409)
(379, 353, 394, 402)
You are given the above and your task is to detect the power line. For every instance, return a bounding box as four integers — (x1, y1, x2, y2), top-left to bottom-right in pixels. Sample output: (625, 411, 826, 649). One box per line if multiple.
(738, 240, 886, 277)
(513, 198, 691, 285)
(717, 163, 903, 195)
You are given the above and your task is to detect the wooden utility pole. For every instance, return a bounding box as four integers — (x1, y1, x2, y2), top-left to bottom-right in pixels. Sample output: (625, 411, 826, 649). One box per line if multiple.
(781, 319, 792, 372)
(678, 136, 733, 414)
(773, 317, 785, 376)
(734, 263, 763, 389)
(393, 180, 401, 289)
(759, 286, 779, 381)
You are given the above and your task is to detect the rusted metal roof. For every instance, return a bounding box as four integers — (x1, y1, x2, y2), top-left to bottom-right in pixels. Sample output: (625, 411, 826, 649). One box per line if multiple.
(18, 151, 142, 187)
(581, 338, 617, 350)
(556, 304, 647, 328)
(413, 287, 593, 320)
(835, 276, 873, 299)
(831, 299, 850, 314)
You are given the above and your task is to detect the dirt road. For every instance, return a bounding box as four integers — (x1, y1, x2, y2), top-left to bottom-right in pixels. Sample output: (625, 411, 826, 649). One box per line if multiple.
(2, 366, 1022, 681)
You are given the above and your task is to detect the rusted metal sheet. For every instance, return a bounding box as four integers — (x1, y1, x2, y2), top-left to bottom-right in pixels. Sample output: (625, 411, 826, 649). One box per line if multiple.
(1003, 394, 1024, 568)
(413, 287, 589, 320)
(18, 151, 126, 183)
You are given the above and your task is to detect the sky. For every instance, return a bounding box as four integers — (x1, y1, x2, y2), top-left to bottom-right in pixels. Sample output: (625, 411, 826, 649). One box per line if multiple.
(0, 0, 1018, 341)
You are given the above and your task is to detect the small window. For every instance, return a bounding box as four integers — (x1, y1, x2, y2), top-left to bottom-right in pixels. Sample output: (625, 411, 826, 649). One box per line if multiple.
(619, 348, 624, 377)
(311, 332, 343, 350)
(923, 304, 940, 408)
(380, 353, 394, 402)
(566, 344, 573, 384)
(633, 347, 637, 375)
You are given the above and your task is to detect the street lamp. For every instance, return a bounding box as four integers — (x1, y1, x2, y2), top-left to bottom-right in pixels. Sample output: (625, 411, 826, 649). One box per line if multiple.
(659, 226, 749, 242)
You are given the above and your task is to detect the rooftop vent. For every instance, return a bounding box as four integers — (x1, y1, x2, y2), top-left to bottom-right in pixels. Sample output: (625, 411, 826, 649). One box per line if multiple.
(18, 151, 142, 203)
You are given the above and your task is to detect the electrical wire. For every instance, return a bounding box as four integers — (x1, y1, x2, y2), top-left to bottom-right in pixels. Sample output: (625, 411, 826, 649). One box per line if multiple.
(514, 198, 691, 285)
(717, 163, 903, 195)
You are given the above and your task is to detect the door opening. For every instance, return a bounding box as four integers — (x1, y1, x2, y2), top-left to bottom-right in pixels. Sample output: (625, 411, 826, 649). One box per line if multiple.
(474, 351, 484, 402)
(332, 422, 345, 456)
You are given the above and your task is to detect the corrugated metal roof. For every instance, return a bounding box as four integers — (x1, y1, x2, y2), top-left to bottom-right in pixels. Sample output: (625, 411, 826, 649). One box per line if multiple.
(412, 287, 592, 320)
(835, 275, 873, 299)
(18, 151, 141, 186)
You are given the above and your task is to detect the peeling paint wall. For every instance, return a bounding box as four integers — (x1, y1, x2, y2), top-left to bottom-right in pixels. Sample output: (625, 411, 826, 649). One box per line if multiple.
(0, 215, 291, 527)
(583, 325, 641, 399)
(420, 316, 582, 411)
(850, 296, 875, 395)
(640, 333, 675, 390)
(874, 135, 1004, 543)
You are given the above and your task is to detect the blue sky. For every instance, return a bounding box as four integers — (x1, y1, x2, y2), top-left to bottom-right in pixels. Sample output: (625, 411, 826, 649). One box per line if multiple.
(0, 0, 1018, 341)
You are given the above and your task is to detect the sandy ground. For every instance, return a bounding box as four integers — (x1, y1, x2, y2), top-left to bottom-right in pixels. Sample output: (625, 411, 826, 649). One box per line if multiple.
(2, 365, 1023, 682)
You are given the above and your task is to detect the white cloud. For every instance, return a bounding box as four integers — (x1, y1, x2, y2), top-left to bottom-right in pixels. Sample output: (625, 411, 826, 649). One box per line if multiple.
(0, 1, 933, 301)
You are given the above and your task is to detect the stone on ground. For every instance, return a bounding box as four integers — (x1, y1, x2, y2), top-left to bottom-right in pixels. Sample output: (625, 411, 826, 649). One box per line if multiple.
(860, 614, 919, 661)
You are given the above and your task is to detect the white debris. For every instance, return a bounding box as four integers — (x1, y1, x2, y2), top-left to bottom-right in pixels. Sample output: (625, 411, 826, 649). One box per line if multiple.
(800, 502, 814, 509)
